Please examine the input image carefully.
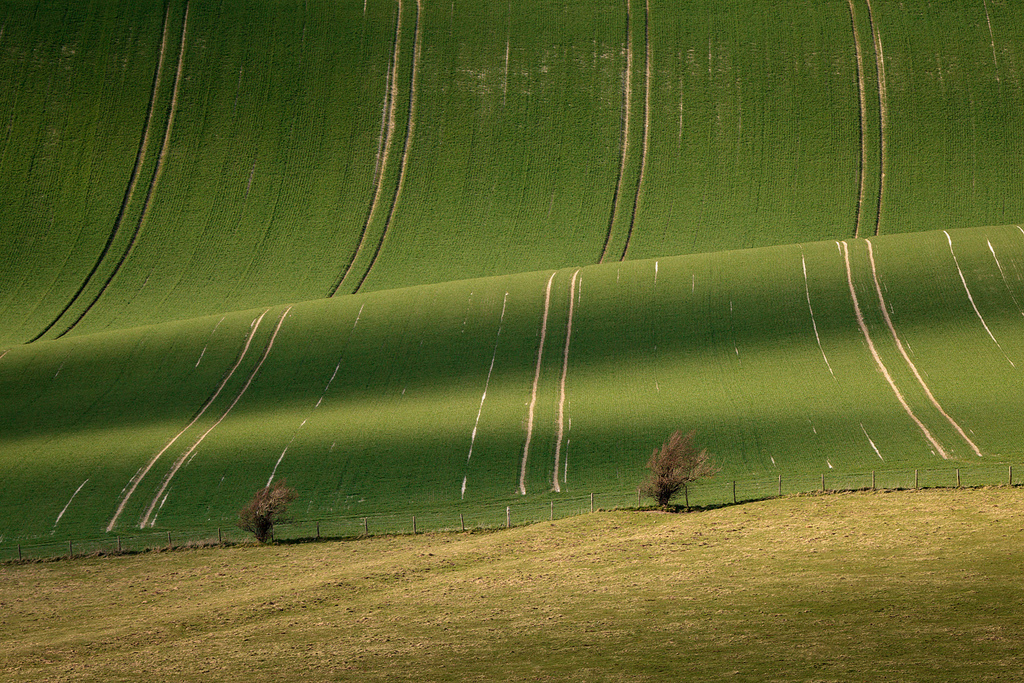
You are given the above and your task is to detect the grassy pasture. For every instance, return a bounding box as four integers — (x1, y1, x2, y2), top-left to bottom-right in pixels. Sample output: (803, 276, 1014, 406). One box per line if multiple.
(3, 488, 1024, 681)
(2, 226, 1024, 551)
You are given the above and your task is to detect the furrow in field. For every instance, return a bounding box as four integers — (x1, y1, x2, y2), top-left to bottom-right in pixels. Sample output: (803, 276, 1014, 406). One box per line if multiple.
(945, 232, 1013, 366)
(330, 0, 403, 297)
(619, 0, 649, 261)
(866, 239, 983, 456)
(106, 308, 270, 532)
(846, 0, 867, 239)
(462, 292, 509, 499)
(141, 306, 293, 528)
(840, 240, 949, 458)
(354, 0, 422, 294)
(56, 1, 191, 338)
(599, 0, 632, 264)
(52, 479, 89, 529)
(801, 253, 835, 378)
(553, 269, 580, 492)
(864, 0, 886, 235)
(28, 3, 173, 343)
(520, 272, 556, 496)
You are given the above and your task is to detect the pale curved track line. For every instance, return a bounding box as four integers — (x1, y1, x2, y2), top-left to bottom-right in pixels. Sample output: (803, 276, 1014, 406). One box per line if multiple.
(599, 0, 633, 264)
(354, 0, 423, 293)
(331, 0, 404, 296)
(866, 239, 983, 456)
(29, 3, 174, 343)
(846, 0, 867, 239)
(619, 0, 649, 261)
(841, 241, 949, 458)
(520, 272, 557, 495)
(553, 269, 580, 492)
(141, 306, 293, 527)
(53, 479, 89, 528)
(801, 253, 835, 378)
(107, 307, 270, 532)
(462, 292, 510, 499)
(864, 0, 887, 235)
(988, 239, 1024, 316)
(57, 1, 191, 338)
(945, 232, 1013, 366)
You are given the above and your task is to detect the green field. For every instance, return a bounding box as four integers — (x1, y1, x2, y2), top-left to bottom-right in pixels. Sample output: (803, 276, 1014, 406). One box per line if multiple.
(1, 0, 1024, 550)
(3, 488, 1024, 681)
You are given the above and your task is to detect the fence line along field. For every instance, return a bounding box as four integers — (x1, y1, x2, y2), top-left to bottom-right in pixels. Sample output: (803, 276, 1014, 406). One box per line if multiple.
(1, 2, 1023, 546)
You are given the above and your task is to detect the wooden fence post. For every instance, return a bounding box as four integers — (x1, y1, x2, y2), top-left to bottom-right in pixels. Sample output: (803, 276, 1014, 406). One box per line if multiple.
(412, 516, 417, 534)
(732, 481, 736, 504)
(590, 493, 594, 513)
(1010, 465, 1013, 486)
(871, 471, 875, 490)
(316, 521, 320, 539)
(684, 483, 689, 508)
(778, 474, 782, 497)
(18, 544, 21, 561)
(167, 531, 172, 549)
(460, 513, 465, 532)
(956, 469, 961, 488)
(915, 469, 919, 489)
(363, 517, 368, 536)
(506, 506, 511, 529)
(218, 528, 222, 544)
(821, 473, 825, 492)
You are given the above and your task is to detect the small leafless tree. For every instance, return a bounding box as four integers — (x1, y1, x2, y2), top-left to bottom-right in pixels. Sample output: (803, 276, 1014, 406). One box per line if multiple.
(237, 480, 298, 543)
(640, 430, 718, 508)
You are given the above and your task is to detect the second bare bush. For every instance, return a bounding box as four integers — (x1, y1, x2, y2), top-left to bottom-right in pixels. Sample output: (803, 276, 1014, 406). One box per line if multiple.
(640, 430, 718, 508)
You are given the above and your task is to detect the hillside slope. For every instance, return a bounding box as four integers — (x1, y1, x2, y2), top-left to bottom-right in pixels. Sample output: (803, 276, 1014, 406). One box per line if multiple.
(1, 1, 1023, 545)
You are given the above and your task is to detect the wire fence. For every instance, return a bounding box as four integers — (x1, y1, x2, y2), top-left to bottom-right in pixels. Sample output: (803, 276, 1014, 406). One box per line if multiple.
(3, 462, 1020, 563)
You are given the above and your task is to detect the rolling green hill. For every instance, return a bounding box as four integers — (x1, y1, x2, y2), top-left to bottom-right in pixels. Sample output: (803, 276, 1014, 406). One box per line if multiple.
(1, 0, 1023, 550)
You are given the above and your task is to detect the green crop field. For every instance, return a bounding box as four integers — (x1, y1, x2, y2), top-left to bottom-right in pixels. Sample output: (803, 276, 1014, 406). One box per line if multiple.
(1, 0, 1024, 557)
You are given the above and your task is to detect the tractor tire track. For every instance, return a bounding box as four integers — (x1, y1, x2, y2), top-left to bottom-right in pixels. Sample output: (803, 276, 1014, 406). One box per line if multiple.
(841, 241, 949, 458)
(553, 269, 580, 492)
(29, 1, 174, 343)
(56, 0, 191, 338)
(866, 239, 983, 456)
(599, 0, 633, 264)
(107, 307, 270, 532)
(846, 0, 868, 239)
(864, 0, 887, 236)
(520, 272, 557, 495)
(619, 0, 650, 261)
(462, 292, 509, 499)
(330, 0, 404, 297)
(354, 0, 423, 294)
(141, 306, 292, 527)
(945, 231, 1013, 366)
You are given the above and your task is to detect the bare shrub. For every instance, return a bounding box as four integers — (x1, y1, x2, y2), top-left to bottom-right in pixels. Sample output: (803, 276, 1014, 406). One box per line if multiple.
(639, 430, 718, 508)
(237, 480, 298, 543)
